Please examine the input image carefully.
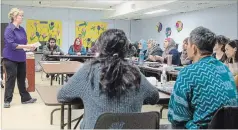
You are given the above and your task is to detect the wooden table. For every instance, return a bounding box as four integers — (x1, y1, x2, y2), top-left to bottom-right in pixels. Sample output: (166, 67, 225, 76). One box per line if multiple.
(139, 64, 179, 81)
(39, 61, 81, 85)
(167, 70, 179, 76)
(36, 86, 84, 129)
(36, 85, 170, 129)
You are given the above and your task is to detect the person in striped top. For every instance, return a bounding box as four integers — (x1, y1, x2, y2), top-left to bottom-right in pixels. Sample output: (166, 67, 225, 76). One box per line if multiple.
(168, 27, 238, 129)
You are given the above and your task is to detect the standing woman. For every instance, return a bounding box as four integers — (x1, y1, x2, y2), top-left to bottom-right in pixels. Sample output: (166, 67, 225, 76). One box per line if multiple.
(3, 8, 37, 108)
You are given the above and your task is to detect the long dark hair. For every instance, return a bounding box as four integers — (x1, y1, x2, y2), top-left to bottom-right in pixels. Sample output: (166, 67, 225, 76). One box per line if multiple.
(216, 35, 230, 52)
(227, 40, 238, 63)
(89, 29, 141, 98)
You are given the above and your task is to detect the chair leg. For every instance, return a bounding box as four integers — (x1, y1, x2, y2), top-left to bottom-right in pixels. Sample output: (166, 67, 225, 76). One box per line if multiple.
(63, 114, 83, 128)
(160, 105, 168, 119)
(74, 114, 84, 129)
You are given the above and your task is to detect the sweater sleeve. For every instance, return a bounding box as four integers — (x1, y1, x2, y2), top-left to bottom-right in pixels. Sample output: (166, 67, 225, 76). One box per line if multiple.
(151, 49, 162, 57)
(68, 46, 76, 55)
(58, 47, 64, 55)
(140, 73, 159, 105)
(43, 45, 52, 55)
(81, 46, 87, 55)
(57, 64, 90, 102)
(4, 27, 18, 50)
(168, 68, 193, 128)
(164, 49, 180, 65)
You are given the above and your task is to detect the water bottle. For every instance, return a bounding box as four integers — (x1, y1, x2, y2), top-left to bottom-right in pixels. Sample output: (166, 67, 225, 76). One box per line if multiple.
(139, 51, 144, 65)
(160, 68, 167, 85)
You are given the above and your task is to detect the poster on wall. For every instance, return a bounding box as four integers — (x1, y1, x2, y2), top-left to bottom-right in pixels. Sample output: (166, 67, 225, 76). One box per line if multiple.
(176, 21, 183, 32)
(75, 21, 108, 48)
(165, 27, 172, 37)
(26, 19, 62, 47)
(156, 22, 162, 33)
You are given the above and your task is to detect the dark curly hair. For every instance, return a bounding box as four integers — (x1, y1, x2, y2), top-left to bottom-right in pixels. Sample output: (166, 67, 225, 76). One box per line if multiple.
(189, 26, 217, 55)
(89, 29, 141, 98)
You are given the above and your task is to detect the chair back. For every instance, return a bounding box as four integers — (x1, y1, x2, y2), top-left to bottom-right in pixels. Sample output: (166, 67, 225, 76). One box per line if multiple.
(208, 106, 238, 129)
(94, 112, 160, 129)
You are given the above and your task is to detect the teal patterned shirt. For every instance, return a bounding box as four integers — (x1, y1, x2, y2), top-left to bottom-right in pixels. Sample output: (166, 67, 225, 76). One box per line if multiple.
(168, 56, 238, 129)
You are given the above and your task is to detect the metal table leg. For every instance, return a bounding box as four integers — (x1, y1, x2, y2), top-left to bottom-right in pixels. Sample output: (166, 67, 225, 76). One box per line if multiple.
(50, 108, 61, 125)
(50, 108, 68, 125)
(61, 74, 64, 85)
(50, 75, 53, 86)
(60, 105, 65, 129)
(68, 104, 72, 129)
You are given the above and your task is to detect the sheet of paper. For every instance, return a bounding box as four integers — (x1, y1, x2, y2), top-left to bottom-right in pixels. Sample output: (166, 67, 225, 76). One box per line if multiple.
(23, 48, 30, 51)
(33, 42, 41, 47)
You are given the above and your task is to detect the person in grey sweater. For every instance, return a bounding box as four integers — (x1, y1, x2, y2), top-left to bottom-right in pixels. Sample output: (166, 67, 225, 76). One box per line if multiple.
(57, 29, 160, 129)
(145, 39, 163, 61)
(42, 38, 64, 61)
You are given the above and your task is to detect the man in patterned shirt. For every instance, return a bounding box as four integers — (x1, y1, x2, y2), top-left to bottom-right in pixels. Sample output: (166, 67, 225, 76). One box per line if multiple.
(168, 26, 238, 129)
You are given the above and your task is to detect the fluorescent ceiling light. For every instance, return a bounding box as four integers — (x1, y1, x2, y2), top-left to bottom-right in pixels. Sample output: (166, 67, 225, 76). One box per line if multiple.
(39, 5, 115, 11)
(144, 9, 168, 14)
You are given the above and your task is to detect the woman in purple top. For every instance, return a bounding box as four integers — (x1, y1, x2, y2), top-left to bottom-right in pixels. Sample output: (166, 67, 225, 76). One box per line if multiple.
(3, 8, 37, 108)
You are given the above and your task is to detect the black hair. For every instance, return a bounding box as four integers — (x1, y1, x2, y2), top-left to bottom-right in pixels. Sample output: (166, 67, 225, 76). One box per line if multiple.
(48, 38, 56, 43)
(89, 29, 141, 98)
(227, 40, 238, 63)
(127, 44, 137, 57)
(216, 35, 230, 52)
(189, 26, 217, 55)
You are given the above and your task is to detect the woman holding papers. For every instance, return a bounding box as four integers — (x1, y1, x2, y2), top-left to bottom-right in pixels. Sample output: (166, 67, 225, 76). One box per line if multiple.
(2, 8, 37, 108)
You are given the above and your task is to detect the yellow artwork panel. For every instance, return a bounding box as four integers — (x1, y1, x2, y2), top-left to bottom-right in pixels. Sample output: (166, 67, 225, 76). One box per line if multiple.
(75, 21, 108, 48)
(26, 19, 62, 47)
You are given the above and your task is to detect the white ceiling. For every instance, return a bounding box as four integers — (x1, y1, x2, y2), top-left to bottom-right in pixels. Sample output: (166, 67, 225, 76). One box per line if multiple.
(1, 0, 237, 19)
(1, 0, 127, 10)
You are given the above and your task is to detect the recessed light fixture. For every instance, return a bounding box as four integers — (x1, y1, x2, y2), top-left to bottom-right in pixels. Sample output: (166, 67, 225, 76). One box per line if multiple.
(144, 9, 168, 14)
